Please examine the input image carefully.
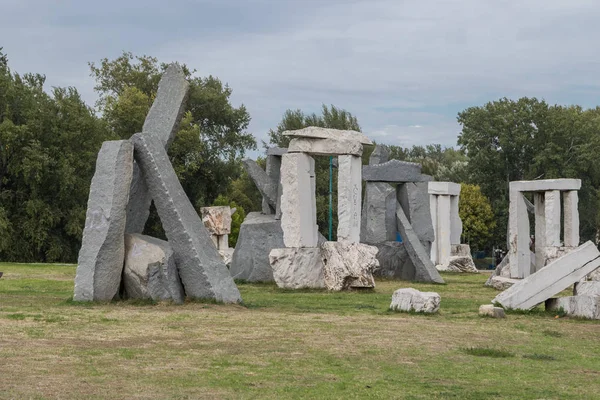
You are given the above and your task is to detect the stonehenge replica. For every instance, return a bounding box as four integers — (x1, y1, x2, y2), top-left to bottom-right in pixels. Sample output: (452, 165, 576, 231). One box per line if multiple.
(74, 64, 241, 303)
(489, 179, 600, 319)
(71, 65, 598, 318)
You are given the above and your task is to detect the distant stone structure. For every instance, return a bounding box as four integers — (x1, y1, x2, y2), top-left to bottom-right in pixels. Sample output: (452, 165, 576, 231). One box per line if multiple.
(269, 127, 379, 290)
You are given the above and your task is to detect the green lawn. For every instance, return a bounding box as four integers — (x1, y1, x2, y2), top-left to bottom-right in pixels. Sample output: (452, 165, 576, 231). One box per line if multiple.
(0, 262, 598, 399)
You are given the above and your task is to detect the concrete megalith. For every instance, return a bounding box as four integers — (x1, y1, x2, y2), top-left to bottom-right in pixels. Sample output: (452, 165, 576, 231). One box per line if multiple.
(337, 155, 362, 242)
(369, 144, 390, 165)
(545, 296, 600, 319)
(372, 242, 415, 280)
(126, 64, 189, 234)
(74, 140, 134, 301)
(230, 212, 285, 282)
(321, 242, 378, 290)
(397, 181, 435, 254)
(493, 241, 600, 310)
(123, 234, 184, 304)
(360, 182, 397, 244)
(131, 133, 241, 303)
(396, 203, 445, 284)
(362, 159, 423, 182)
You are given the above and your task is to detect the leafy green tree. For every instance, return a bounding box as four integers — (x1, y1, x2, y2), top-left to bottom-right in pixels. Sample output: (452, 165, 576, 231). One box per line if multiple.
(459, 184, 496, 251)
(0, 50, 113, 262)
(89, 52, 257, 237)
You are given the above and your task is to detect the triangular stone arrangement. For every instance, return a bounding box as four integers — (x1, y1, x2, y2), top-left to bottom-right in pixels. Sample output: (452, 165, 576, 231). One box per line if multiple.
(73, 65, 241, 303)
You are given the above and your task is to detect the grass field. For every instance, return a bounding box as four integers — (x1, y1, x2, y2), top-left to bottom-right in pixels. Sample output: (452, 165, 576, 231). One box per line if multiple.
(0, 263, 599, 399)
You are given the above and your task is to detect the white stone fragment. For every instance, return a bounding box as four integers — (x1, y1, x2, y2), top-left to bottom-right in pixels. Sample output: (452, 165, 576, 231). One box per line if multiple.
(200, 206, 233, 235)
(288, 137, 363, 156)
(280, 153, 318, 247)
(390, 288, 440, 313)
(320, 242, 378, 290)
(493, 241, 600, 310)
(478, 304, 506, 318)
(573, 281, 600, 297)
(545, 296, 600, 319)
(563, 190, 580, 247)
(488, 276, 519, 291)
(269, 247, 325, 289)
(337, 155, 362, 243)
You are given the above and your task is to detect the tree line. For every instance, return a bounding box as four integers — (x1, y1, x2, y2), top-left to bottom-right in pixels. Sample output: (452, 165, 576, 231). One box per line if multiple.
(1, 50, 598, 262)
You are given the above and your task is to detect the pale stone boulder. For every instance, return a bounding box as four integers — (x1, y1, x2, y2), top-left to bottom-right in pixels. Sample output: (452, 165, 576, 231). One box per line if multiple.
(320, 242, 378, 291)
(219, 249, 234, 268)
(488, 276, 519, 291)
(437, 245, 478, 273)
(132, 133, 241, 303)
(125, 64, 189, 234)
(589, 269, 600, 281)
(200, 206, 232, 235)
(479, 304, 506, 318)
(123, 234, 184, 303)
(390, 288, 440, 313)
(573, 281, 600, 297)
(493, 241, 600, 310)
(545, 296, 600, 319)
(269, 247, 325, 289)
(74, 140, 133, 302)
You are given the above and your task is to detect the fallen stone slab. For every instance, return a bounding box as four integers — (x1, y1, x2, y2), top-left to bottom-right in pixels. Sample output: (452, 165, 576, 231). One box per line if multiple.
(201, 206, 232, 235)
(229, 212, 285, 282)
(288, 137, 363, 156)
(493, 241, 600, 310)
(362, 159, 423, 182)
(269, 247, 325, 289)
(573, 281, 600, 297)
(321, 242, 378, 290)
(283, 126, 373, 145)
(479, 304, 506, 318)
(125, 64, 189, 234)
(123, 234, 184, 304)
(545, 296, 600, 319)
(396, 203, 444, 284)
(360, 182, 397, 244)
(390, 288, 440, 313)
(132, 133, 241, 303)
(243, 159, 278, 210)
(74, 140, 133, 302)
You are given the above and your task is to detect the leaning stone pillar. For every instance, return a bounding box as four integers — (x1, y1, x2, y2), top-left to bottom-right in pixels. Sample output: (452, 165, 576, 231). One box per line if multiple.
(508, 186, 530, 279)
(280, 153, 318, 247)
(337, 155, 362, 242)
(563, 190, 579, 247)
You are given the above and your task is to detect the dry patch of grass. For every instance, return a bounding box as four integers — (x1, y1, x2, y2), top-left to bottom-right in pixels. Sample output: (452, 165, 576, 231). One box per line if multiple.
(0, 263, 599, 399)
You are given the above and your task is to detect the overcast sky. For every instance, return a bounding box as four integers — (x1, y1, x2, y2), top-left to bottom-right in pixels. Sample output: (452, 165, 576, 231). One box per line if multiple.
(2, 0, 600, 151)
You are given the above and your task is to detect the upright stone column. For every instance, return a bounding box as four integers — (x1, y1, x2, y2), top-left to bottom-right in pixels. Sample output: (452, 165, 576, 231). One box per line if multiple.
(337, 155, 362, 242)
(545, 190, 561, 247)
(74, 140, 134, 301)
(262, 154, 282, 215)
(509, 187, 530, 279)
(280, 153, 318, 247)
(533, 192, 546, 273)
(450, 195, 462, 245)
(563, 190, 579, 247)
(429, 194, 438, 264)
(436, 195, 452, 266)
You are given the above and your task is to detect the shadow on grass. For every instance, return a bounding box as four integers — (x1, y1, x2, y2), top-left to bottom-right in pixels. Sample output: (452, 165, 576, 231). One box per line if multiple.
(461, 346, 514, 358)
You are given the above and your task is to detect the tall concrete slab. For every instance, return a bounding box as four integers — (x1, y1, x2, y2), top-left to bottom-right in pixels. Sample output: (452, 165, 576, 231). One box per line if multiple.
(125, 64, 189, 234)
(436, 195, 452, 267)
(533, 192, 546, 273)
(545, 190, 561, 247)
(508, 188, 530, 279)
(337, 155, 362, 242)
(280, 153, 318, 247)
(397, 181, 435, 254)
(131, 133, 241, 303)
(396, 203, 444, 284)
(429, 195, 438, 264)
(493, 241, 600, 310)
(261, 154, 282, 215)
(450, 195, 462, 245)
(74, 140, 134, 301)
(563, 190, 579, 247)
(360, 182, 397, 244)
